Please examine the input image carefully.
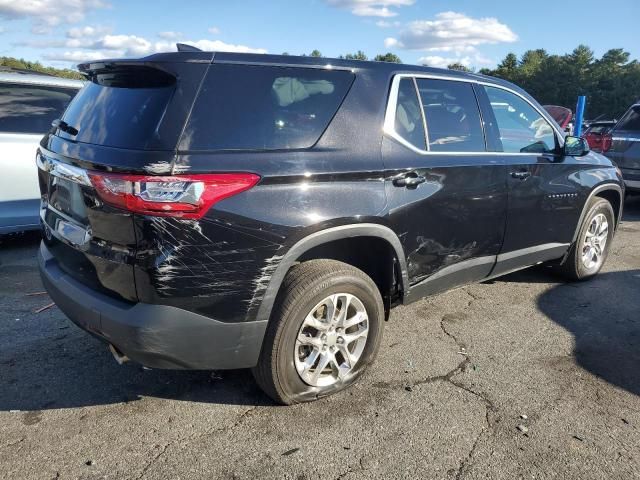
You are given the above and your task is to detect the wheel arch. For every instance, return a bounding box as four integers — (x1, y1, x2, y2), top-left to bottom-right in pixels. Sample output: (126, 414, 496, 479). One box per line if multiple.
(254, 224, 408, 324)
(571, 183, 623, 244)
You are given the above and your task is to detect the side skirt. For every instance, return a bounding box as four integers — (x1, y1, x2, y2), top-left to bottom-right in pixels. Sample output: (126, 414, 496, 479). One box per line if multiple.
(403, 242, 569, 305)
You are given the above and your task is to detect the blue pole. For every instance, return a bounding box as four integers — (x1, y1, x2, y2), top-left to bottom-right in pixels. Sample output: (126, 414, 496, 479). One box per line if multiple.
(575, 95, 586, 137)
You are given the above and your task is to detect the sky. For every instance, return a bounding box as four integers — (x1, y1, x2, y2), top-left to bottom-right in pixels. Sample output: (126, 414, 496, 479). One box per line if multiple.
(0, 0, 639, 70)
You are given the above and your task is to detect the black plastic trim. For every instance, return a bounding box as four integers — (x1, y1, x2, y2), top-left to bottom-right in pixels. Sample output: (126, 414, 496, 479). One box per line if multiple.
(255, 224, 408, 323)
(38, 242, 267, 370)
(571, 183, 623, 243)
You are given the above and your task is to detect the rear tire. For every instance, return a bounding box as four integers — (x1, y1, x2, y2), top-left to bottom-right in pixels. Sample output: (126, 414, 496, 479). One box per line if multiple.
(252, 260, 384, 405)
(556, 197, 615, 281)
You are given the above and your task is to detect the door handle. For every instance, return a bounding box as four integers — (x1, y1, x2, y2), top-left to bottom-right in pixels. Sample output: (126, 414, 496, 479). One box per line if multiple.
(511, 171, 531, 180)
(393, 175, 426, 188)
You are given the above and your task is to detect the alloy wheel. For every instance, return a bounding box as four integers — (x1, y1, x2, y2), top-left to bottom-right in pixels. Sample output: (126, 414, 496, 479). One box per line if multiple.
(294, 293, 369, 387)
(581, 213, 609, 269)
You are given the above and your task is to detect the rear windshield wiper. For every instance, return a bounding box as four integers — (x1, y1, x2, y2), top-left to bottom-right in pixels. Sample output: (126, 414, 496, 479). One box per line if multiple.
(51, 119, 79, 136)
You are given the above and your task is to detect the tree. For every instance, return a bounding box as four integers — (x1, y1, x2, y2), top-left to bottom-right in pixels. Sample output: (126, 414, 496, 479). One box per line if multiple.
(310, 50, 322, 57)
(519, 49, 548, 78)
(0, 56, 83, 79)
(344, 50, 368, 61)
(374, 52, 402, 63)
(493, 53, 519, 81)
(447, 63, 472, 72)
(481, 46, 640, 120)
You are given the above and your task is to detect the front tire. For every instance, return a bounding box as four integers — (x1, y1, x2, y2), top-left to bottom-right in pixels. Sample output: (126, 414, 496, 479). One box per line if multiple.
(252, 260, 384, 405)
(557, 197, 615, 281)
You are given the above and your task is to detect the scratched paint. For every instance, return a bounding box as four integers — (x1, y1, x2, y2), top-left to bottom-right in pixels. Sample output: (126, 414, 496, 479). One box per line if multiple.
(246, 253, 284, 310)
(131, 214, 283, 322)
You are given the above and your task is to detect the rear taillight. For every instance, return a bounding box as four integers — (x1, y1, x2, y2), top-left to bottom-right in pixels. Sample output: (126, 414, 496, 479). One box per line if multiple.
(601, 133, 613, 153)
(88, 173, 260, 219)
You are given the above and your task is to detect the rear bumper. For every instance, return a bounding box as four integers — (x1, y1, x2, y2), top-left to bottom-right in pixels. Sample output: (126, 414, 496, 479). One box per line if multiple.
(38, 242, 267, 370)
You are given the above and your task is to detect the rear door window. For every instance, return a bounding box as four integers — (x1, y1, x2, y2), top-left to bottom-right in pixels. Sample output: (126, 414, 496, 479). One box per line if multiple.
(180, 64, 354, 151)
(616, 105, 640, 132)
(415, 78, 485, 152)
(0, 83, 77, 135)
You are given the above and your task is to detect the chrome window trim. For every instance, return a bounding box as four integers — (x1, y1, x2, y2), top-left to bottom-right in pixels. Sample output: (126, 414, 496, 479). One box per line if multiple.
(36, 152, 92, 187)
(383, 73, 565, 155)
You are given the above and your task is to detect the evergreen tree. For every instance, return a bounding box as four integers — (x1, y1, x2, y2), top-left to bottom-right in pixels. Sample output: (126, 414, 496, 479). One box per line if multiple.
(373, 53, 402, 63)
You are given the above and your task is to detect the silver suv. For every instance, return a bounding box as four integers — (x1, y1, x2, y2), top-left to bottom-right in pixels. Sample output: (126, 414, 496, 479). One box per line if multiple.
(0, 70, 82, 234)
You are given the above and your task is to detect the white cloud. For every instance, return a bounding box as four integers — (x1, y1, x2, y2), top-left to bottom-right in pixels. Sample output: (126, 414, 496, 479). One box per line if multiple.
(384, 37, 400, 49)
(158, 31, 182, 40)
(385, 11, 517, 53)
(325, 0, 414, 17)
(0, 0, 109, 33)
(98, 34, 152, 56)
(67, 25, 110, 39)
(418, 55, 471, 69)
(208, 26, 220, 35)
(0, 26, 4, 34)
(418, 52, 494, 69)
(170, 39, 267, 54)
(44, 50, 111, 62)
(43, 35, 268, 63)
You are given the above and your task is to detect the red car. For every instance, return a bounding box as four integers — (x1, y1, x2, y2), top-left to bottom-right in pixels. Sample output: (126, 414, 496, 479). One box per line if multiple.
(544, 105, 572, 131)
(582, 121, 616, 152)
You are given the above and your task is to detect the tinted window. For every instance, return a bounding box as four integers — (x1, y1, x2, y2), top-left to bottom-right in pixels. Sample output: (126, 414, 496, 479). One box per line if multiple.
(616, 106, 640, 132)
(484, 86, 556, 154)
(61, 77, 175, 150)
(0, 83, 77, 134)
(394, 78, 426, 150)
(181, 64, 354, 151)
(416, 79, 485, 152)
(587, 125, 609, 135)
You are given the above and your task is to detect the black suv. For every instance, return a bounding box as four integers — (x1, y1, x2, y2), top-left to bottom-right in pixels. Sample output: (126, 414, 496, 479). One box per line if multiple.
(37, 51, 624, 404)
(603, 103, 640, 192)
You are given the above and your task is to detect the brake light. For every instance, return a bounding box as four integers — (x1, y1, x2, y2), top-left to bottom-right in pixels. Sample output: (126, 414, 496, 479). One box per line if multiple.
(88, 173, 260, 219)
(601, 133, 613, 153)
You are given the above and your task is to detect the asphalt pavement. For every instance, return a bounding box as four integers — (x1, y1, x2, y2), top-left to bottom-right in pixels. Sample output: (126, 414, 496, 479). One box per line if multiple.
(1, 196, 639, 479)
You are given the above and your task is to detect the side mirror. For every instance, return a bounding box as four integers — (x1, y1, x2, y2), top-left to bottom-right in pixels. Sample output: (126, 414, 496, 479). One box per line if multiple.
(564, 135, 590, 157)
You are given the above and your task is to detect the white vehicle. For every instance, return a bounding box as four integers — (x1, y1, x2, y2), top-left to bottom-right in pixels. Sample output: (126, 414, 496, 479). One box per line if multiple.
(0, 70, 83, 234)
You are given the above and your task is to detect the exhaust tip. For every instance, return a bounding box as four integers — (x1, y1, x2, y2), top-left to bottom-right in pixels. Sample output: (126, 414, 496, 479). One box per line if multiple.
(109, 344, 129, 365)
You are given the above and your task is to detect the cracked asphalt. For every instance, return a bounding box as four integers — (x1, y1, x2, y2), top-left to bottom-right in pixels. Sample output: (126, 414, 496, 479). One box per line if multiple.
(1, 196, 639, 480)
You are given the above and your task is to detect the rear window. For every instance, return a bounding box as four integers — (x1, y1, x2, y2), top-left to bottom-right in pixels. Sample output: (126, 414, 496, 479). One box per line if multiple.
(60, 67, 176, 150)
(616, 106, 640, 132)
(587, 125, 609, 135)
(180, 64, 354, 151)
(0, 83, 78, 135)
